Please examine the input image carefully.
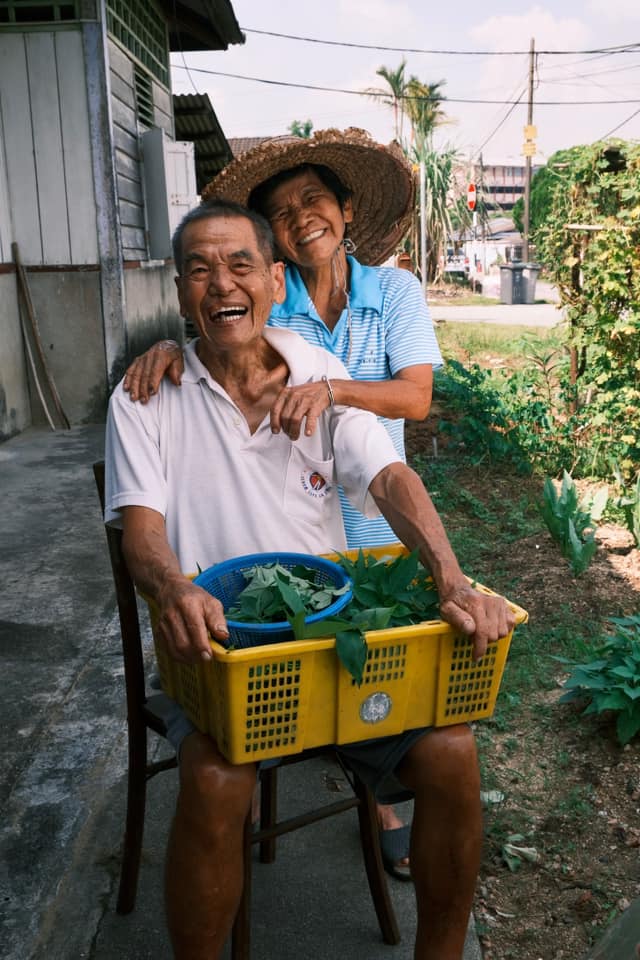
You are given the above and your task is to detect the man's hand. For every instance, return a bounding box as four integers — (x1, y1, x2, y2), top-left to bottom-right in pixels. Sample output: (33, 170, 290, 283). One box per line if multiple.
(120, 505, 228, 664)
(154, 577, 230, 664)
(368, 462, 517, 661)
(438, 582, 516, 662)
(270, 380, 332, 440)
(123, 340, 184, 403)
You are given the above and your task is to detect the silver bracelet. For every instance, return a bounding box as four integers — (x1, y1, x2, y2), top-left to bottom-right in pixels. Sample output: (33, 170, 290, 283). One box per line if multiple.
(321, 375, 335, 406)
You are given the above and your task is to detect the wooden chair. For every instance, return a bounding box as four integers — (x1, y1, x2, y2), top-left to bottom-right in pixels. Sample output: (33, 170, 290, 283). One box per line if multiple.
(93, 461, 400, 958)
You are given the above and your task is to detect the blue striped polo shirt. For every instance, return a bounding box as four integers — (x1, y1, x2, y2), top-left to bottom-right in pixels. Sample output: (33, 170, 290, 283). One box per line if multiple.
(268, 257, 443, 547)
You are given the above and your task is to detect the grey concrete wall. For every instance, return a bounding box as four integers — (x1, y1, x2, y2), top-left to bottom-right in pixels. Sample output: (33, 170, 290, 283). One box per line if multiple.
(0, 272, 31, 440)
(25, 270, 108, 426)
(124, 262, 184, 357)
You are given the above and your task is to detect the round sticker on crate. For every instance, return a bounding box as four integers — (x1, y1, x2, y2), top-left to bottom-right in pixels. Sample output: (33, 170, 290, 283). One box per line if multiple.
(359, 692, 393, 724)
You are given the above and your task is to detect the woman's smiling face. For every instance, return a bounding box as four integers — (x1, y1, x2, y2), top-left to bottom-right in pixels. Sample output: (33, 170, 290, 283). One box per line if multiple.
(261, 168, 353, 269)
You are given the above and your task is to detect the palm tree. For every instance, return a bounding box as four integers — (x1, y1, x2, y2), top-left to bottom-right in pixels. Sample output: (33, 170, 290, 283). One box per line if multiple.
(364, 60, 409, 142)
(405, 78, 448, 152)
(288, 120, 314, 138)
(364, 66, 456, 279)
(413, 144, 461, 282)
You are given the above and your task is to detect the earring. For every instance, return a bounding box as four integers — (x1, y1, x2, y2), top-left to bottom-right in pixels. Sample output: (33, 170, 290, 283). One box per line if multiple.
(343, 237, 357, 255)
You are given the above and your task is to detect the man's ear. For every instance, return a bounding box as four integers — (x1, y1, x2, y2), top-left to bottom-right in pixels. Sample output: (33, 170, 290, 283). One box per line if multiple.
(272, 260, 286, 304)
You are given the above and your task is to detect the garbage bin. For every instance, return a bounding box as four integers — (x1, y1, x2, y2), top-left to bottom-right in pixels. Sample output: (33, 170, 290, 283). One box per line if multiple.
(499, 263, 526, 304)
(522, 263, 541, 304)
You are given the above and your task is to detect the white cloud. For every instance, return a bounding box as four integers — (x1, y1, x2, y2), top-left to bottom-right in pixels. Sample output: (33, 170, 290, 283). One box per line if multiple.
(469, 5, 590, 52)
(337, 0, 417, 37)
(587, 0, 640, 21)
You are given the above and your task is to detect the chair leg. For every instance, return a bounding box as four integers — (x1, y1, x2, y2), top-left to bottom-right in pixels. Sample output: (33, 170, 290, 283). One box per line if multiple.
(116, 716, 148, 915)
(231, 813, 253, 960)
(352, 774, 401, 945)
(259, 766, 278, 864)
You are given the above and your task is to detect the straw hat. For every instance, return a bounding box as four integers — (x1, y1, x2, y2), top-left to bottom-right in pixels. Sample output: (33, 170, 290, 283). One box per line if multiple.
(201, 127, 416, 266)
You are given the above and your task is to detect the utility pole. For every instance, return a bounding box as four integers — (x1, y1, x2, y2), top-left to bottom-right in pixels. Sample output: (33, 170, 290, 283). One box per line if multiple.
(479, 152, 487, 274)
(522, 37, 535, 262)
(419, 160, 427, 297)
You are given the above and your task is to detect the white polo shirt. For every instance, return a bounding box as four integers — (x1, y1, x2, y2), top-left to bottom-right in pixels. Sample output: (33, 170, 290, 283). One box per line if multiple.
(105, 328, 402, 573)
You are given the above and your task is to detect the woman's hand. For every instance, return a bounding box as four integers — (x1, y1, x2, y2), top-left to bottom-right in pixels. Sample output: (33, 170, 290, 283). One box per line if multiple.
(123, 340, 184, 402)
(270, 380, 333, 440)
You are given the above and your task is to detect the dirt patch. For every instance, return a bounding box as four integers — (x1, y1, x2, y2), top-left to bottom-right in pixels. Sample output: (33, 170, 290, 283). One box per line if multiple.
(405, 420, 640, 959)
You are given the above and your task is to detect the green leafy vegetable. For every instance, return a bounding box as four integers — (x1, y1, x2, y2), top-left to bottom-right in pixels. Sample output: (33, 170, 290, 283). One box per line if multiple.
(556, 613, 640, 745)
(295, 549, 441, 685)
(225, 562, 350, 623)
(538, 471, 606, 576)
(224, 550, 441, 687)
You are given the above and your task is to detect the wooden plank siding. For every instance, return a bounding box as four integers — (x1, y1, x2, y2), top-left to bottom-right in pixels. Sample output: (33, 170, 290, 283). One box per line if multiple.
(0, 31, 97, 266)
(0, 34, 43, 262)
(0, 93, 13, 263)
(26, 33, 71, 263)
(152, 80, 174, 137)
(107, 38, 147, 260)
(116, 172, 144, 206)
(55, 31, 98, 263)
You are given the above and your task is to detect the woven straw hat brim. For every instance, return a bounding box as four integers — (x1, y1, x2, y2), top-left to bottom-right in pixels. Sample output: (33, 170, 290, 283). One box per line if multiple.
(201, 128, 416, 266)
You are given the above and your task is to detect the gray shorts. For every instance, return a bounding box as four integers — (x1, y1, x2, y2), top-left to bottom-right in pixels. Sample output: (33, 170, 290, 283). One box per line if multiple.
(164, 696, 428, 803)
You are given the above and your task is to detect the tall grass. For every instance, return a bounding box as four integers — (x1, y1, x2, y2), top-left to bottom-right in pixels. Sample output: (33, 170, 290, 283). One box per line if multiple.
(435, 322, 565, 365)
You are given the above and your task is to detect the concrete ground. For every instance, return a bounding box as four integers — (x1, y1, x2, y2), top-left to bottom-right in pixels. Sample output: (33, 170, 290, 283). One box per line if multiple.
(430, 279, 565, 327)
(0, 424, 482, 960)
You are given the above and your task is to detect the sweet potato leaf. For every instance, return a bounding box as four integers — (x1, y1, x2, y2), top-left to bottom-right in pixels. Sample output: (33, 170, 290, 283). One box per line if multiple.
(336, 629, 368, 687)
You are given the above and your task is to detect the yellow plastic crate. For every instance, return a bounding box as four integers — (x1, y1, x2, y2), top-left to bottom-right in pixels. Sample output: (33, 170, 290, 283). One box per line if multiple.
(149, 545, 528, 764)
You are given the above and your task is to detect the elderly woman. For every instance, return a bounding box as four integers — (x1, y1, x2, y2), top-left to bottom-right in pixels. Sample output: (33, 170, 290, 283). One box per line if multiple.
(124, 128, 443, 879)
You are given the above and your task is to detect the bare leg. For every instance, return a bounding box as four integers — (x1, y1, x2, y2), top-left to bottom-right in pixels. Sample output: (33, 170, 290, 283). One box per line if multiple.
(396, 725, 482, 960)
(165, 732, 257, 960)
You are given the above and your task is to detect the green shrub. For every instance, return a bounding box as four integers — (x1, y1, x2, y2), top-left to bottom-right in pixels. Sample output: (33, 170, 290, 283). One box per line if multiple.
(613, 471, 640, 547)
(538, 471, 607, 575)
(557, 614, 640, 745)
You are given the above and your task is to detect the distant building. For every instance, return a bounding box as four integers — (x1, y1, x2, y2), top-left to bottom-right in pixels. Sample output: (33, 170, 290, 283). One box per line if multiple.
(454, 160, 543, 212)
(228, 136, 271, 157)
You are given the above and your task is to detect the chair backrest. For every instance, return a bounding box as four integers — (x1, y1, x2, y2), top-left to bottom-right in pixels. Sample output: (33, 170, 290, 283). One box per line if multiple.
(93, 460, 165, 737)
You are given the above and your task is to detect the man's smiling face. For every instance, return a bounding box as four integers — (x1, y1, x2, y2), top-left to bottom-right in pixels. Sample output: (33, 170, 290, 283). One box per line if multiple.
(175, 213, 285, 362)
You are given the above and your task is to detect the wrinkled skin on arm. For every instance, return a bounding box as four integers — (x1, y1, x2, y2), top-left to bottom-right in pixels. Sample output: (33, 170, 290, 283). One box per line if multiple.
(269, 364, 433, 439)
(124, 341, 433, 440)
(369, 462, 516, 661)
(121, 505, 230, 663)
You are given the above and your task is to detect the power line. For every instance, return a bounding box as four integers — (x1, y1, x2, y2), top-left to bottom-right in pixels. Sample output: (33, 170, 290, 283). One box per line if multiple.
(540, 59, 640, 83)
(601, 105, 640, 138)
(472, 89, 527, 159)
(240, 28, 640, 58)
(170, 65, 640, 105)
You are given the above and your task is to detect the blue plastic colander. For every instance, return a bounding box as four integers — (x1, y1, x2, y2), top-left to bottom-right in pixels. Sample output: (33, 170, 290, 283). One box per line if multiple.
(193, 551, 352, 648)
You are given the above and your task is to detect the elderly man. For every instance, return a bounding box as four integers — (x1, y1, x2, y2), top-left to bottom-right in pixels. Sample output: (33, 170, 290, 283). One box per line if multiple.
(105, 198, 514, 960)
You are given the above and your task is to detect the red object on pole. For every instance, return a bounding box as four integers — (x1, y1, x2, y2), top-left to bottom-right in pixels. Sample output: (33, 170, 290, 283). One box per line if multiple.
(467, 183, 477, 211)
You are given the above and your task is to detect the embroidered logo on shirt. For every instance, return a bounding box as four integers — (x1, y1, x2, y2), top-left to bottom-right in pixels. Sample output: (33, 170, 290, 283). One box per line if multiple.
(300, 469, 332, 498)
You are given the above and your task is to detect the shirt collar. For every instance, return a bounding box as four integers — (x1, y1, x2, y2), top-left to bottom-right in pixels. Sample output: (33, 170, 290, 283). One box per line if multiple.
(271, 256, 383, 319)
(181, 329, 316, 388)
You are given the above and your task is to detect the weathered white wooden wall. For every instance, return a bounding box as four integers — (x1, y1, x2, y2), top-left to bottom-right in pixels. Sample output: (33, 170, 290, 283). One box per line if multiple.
(107, 38, 146, 261)
(0, 31, 97, 266)
(107, 38, 174, 262)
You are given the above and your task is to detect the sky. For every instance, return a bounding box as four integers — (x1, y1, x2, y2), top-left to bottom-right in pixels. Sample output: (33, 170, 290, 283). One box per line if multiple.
(170, 0, 640, 168)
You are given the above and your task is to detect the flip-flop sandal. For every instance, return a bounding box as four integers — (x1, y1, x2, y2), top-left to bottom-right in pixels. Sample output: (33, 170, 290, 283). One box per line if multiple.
(379, 824, 412, 882)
